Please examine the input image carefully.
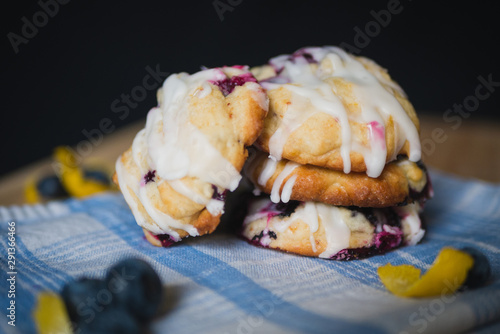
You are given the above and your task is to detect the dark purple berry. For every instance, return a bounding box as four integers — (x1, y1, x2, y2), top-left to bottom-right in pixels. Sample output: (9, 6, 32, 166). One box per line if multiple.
(211, 185, 227, 201)
(374, 230, 403, 252)
(275, 201, 301, 217)
(289, 49, 318, 64)
(211, 73, 257, 96)
(143, 170, 156, 184)
(330, 248, 378, 261)
(156, 234, 176, 247)
(268, 231, 277, 239)
(252, 231, 264, 242)
(301, 53, 315, 63)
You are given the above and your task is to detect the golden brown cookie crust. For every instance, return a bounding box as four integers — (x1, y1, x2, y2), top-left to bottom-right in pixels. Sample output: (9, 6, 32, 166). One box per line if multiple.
(246, 150, 427, 208)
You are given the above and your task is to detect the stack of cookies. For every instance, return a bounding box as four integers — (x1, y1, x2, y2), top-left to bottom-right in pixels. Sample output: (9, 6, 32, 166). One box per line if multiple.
(241, 46, 432, 259)
(113, 46, 432, 260)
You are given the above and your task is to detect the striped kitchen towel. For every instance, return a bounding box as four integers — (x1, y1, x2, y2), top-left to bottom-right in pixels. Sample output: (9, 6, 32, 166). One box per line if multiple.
(0, 170, 499, 334)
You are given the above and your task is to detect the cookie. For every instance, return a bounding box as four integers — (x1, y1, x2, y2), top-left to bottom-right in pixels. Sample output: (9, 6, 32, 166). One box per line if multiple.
(241, 197, 426, 259)
(252, 46, 421, 178)
(114, 66, 268, 245)
(245, 150, 430, 208)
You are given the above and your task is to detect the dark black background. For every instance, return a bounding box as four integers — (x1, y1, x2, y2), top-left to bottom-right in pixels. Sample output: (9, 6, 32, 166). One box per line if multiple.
(2, 0, 499, 177)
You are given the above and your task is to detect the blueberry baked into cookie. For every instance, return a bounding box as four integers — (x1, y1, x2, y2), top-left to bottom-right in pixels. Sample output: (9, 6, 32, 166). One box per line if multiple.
(113, 66, 268, 246)
(241, 46, 432, 260)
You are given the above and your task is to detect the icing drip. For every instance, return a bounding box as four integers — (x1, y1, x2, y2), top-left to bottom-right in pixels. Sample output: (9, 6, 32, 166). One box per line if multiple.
(281, 175, 297, 203)
(315, 204, 351, 258)
(166, 179, 207, 205)
(257, 158, 278, 186)
(264, 46, 421, 178)
(291, 202, 321, 253)
(270, 161, 299, 203)
(138, 186, 199, 238)
(394, 203, 425, 245)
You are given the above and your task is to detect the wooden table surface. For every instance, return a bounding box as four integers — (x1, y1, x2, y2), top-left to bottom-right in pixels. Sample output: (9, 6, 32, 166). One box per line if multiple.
(1, 114, 499, 206)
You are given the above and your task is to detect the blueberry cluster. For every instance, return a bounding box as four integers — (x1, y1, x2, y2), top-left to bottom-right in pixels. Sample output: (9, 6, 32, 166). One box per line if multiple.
(61, 258, 163, 334)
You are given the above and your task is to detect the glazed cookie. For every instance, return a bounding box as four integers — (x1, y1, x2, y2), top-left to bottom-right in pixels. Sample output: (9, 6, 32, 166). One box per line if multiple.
(252, 46, 421, 178)
(245, 150, 431, 208)
(241, 198, 426, 260)
(114, 66, 268, 246)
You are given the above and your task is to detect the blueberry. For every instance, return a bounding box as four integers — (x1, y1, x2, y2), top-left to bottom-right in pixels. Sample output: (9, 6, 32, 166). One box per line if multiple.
(461, 247, 491, 289)
(84, 170, 110, 185)
(105, 258, 162, 322)
(36, 175, 68, 198)
(252, 231, 264, 242)
(77, 306, 142, 334)
(374, 230, 402, 252)
(211, 73, 257, 96)
(156, 234, 175, 247)
(211, 184, 227, 201)
(142, 170, 156, 184)
(275, 201, 300, 217)
(61, 278, 108, 323)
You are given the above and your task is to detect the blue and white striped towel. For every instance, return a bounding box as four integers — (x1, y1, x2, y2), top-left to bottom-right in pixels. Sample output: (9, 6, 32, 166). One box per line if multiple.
(1, 171, 499, 334)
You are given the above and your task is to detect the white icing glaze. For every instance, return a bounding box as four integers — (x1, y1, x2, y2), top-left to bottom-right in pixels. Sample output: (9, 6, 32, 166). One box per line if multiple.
(166, 178, 224, 216)
(167, 179, 208, 205)
(245, 81, 269, 111)
(281, 174, 297, 203)
(315, 204, 351, 258)
(270, 161, 299, 203)
(138, 185, 199, 239)
(265, 46, 421, 178)
(395, 203, 425, 246)
(290, 202, 320, 253)
(115, 158, 164, 236)
(258, 158, 278, 186)
(259, 228, 272, 247)
(206, 199, 225, 216)
(194, 82, 213, 99)
(243, 198, 276, 225)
